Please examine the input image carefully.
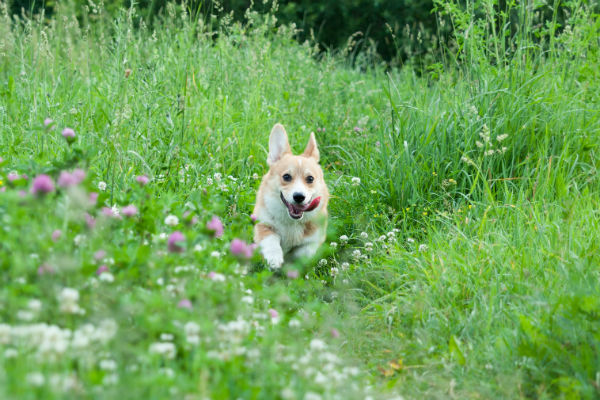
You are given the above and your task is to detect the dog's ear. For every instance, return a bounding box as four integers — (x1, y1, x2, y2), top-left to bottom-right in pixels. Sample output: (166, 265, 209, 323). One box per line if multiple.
(302, 132, 320, 162)
(268, 123, 291, 165)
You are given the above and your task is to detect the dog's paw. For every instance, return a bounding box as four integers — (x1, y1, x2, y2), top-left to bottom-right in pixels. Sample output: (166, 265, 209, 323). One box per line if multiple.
(264, 250, 283, 270)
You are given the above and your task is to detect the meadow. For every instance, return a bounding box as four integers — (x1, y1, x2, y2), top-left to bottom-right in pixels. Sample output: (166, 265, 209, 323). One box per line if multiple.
(0, 1, 599, 399)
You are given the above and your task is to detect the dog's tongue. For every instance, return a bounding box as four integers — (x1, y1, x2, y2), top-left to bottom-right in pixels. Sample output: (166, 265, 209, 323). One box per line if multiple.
(287, 197, 321, 215)
(303, 196, 321, 212)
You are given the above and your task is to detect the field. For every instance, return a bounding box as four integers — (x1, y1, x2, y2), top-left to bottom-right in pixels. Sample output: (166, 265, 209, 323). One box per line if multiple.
(0, 1, 599, 399)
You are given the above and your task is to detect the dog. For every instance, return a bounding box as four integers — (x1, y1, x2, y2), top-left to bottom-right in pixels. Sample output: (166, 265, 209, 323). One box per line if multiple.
(253, 123, 329, 270)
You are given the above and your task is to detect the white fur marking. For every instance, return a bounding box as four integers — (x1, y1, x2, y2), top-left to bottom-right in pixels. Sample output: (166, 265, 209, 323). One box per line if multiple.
(260, 235, 284, 270)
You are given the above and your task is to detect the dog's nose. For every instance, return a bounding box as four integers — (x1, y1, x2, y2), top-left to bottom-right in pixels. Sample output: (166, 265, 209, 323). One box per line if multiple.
(293, 192, 305, 204)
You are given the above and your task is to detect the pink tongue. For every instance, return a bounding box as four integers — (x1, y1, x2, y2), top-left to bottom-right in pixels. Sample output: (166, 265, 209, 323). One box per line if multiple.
(304, 197, 321, 212)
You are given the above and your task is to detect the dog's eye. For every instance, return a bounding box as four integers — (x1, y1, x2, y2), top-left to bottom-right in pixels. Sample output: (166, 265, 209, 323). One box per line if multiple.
(282, 173, 292, 182)
(306, 176, 314, 184)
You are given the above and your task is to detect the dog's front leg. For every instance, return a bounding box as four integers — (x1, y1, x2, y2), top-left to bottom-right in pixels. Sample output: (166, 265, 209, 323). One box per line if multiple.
(255, 223, 284, 270)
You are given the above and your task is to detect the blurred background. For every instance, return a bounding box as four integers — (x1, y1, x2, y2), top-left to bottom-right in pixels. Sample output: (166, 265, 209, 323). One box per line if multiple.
(6, 0, 586, 68)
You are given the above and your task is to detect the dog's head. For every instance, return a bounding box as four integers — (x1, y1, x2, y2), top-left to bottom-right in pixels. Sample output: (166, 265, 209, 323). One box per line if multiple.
(264, 123, 327, 220)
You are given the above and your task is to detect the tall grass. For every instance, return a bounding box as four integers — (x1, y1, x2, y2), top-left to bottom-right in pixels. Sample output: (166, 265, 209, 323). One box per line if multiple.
(0, 0, 598, 398)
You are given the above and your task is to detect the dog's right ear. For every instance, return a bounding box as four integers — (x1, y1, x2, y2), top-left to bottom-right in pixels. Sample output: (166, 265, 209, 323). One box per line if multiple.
(267, 123, 291, 165)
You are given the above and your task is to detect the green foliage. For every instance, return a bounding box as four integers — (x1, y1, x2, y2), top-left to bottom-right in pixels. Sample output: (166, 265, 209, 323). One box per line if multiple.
(0, 0, 599, 398)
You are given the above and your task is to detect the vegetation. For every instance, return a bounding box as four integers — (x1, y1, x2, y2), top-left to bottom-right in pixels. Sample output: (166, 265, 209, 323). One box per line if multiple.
(0, 0, 598, 398)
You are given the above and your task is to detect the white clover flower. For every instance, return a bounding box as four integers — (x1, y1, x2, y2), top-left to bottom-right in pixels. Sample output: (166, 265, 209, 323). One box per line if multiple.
(241, 296, 254, 304)
(418, 244, 428, 252)
(309, 339, 327, 351)
(407, 237, 415, 243)
(365, 242, 374, 252)
(98, 181, 107, 191)
(26, 372, 45, 387)
(193, 244, 204, 252)
(99, 359, 117, 371)
(227, 175, 237, 181)
(58, 288, 83, 315)
(318, 259, 328, 266)
(352, 250, 361, 259)
(330, 267, 339, 276)
(99, 272, 114, 283)
(156, 278, 164, 286)
(330, 242, 338, 248)
(288, 319, 301, 328)
(210, 251, 221, 258)
(73, 234, 85, 246)
(339, 235, 349, 244)
(252, 173, 259, 180)
(160, 333, 174, 341)
(4, 348, 18, 358)
(213, 172, 222, 182)
(206, 177, 213, 186)
(164, 215, 179, 226)
(351, 177, 361, 186)
(377, 235, 386, 242)
(149, 342, 176, 359)
(360, 232, 368, 239)
(341, 262, 350, 270)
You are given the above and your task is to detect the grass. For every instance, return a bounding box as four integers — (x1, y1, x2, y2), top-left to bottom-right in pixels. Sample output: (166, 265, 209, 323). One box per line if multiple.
(0, 1, 599, 399)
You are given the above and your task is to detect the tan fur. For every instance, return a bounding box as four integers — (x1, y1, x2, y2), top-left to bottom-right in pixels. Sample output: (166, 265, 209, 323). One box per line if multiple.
(253, 123, 329, 269)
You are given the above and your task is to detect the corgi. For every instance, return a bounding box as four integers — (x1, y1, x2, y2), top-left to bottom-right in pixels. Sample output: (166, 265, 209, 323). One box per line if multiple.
(253, 123, 329, 270)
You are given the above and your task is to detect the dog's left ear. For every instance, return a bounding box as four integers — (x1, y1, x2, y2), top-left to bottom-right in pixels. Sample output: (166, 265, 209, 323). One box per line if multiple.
(303, 132, 320, 162)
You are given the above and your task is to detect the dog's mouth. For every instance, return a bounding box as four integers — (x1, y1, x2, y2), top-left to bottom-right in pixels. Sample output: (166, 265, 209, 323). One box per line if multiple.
(280, 192, 321, 220)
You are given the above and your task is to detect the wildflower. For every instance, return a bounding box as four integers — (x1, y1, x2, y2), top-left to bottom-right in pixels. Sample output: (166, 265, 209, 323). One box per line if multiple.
(164, 215, 179, 226)
(213, 172, 222, 182)
(98, 181, 107, 191)
(496, 134, 509, 142)
(101, 207, 117, 218)
(58, 288, 83, 314)
(330, 242, 338, 248)
(330, 328, 340, 338)
(96, 265, 108, 275)
(268, 309, 279, 323)
(341, 262, 349, 270)
(339, 235, 349, 244)
(31, 174, 55, 195)
(498, 147, 508, 154)
(351, 177, 361, 186)
(250, 214, 257, 222)
(167, 231, 185, 253)
(51, 230, 62, 241)
(241, 296, 254, 304)
(365, 242, 374, 252)
(210, 251, 221, 258)
(377, 235, 386, 242)
(252, 173, 259, 180)
(94, 250, 106, 261)
(44, 118, 54, 127)
(353, 126, 363, 132)
(84, 213, 96, 229)
(407, 237, 415, 243)
(479, 124, 490, 142)
(99, 272, 114, 282)
(149, 342, 176, 359)
(230, 238, 254, 258)
(184, 322, 200, 345)
(330, 266, 339, 276)
(60, 170, 84, 188)
(418, 244, 428, 252)
(206, 216, 224, 238)
(310, 339, 327, 351)
(121, 204, 138, 217)
(484, 150, 495, 156)
(61, 128, 76, 142)
(88, 192, 98, 206)
(136, 175, 149, 185)
(26, 372, 45, 387)
(352, 249, 361, 259)
(360, 232, 368, 239)
(73, 234, 85, 246)
(287, 270, 299, 279)
(177, 299, 192, 309)
(100, 359, 117, 371)
(476, 141, 484, 148)
(207, 271, 225, 281)
(318, 259, 328, 266)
